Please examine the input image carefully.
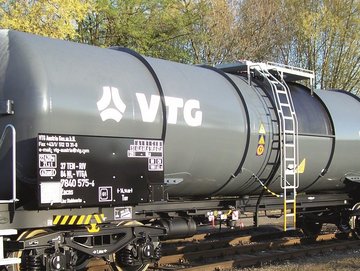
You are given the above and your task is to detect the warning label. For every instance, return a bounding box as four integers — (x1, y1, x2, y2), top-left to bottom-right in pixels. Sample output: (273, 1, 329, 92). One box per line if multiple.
(256, 123, 266, 156)
(256, 144, 265, 156)
(259, 123, 266, 134)
(258, 135, 265, 145)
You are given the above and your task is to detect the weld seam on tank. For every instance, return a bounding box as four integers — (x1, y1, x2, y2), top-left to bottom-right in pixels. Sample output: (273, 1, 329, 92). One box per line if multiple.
(199, 65, 251, 196)
(109, 46, 167, 140)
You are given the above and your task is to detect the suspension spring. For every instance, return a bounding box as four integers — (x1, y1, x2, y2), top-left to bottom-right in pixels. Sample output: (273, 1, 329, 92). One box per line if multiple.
(117, 246, 135, 266)
(154, 244, 162, 260)
(21, 254, 43, 271)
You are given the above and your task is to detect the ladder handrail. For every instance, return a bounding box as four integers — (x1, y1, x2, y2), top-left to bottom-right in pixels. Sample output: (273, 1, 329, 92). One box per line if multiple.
(0, 124, 17, 204)
(267, 61, 314, 76)
(280, 77, 300, 188)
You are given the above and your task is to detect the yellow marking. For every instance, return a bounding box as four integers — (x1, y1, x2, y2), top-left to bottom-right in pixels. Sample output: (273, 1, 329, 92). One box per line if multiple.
(86, 223, 100, 233)
(69, 215, 77, 225)
(256, 144, 265, 156)
(94, 214, 104, 224)
(259, 123, 266, 134)
(84, 215, 92, 225)
(296, 158, 306, 174)
(53, 216, 61, 225)
(60, 215, 69, 225)
(255, 174, 280, 198)
(258, 135, 265, 145)
(77, 215, 85, 225)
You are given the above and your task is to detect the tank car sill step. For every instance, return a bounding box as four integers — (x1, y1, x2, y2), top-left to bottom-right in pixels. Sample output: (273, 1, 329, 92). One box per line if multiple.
(0, 258, 21, 265)
(0, 229, 20, 266)
(0, 229, 17, 236)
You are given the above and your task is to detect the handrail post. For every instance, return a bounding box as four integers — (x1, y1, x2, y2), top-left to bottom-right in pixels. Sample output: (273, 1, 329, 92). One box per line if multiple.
(0, 124, 17, 203)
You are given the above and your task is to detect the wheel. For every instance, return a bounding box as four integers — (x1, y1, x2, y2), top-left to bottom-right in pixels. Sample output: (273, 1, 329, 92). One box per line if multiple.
(74, 251, 92, 270)
(10, 229, 92, 271)
(350, 202, 360, 238)
(112, 221, 149, 271)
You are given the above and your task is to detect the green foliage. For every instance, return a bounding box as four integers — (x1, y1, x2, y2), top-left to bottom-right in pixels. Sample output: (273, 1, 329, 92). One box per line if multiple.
(77, 0, 195, 62)
(0, 0, 91, 39)
(0, 0, 358, 93)
(278, 0, 360, 94)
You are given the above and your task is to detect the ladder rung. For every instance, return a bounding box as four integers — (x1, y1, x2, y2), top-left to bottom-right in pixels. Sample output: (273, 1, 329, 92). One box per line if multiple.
(284, 130, 295, 133)
(279, 103, 290, 107)
(285, 199, 295, 203)
(276, 89, 287, 93)
(284, 157, 295, 161)
(283, 185, 296, 189)
(284, 143, 295, 147)
(283, 116, 293, 120)
(285, 227, 297, 231)
(286, 213, 295, 217)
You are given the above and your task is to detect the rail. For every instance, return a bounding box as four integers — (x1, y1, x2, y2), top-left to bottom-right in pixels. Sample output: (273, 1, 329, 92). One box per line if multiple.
(0, 124, 17, 203)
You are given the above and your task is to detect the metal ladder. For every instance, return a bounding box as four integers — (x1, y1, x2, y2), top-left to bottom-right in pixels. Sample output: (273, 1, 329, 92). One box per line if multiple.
(217, 60, 309, 231)
(270, 73, 299, 231)
(254, 66, 299, 231)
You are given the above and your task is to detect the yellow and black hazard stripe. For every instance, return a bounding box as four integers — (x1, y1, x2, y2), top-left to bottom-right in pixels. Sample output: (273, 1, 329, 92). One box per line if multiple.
(53, 214, 105, 226)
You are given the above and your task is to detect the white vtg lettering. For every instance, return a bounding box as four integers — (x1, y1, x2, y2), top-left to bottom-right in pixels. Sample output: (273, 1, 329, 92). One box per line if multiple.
(136, 93, 202, 127)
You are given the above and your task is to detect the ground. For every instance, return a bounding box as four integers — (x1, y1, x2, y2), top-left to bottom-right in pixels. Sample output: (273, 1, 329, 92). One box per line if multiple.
(239, 249, 360, 271)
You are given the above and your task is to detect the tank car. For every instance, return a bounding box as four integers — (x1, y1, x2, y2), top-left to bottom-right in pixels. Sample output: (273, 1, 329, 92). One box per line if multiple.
(0, 30, 359, 270)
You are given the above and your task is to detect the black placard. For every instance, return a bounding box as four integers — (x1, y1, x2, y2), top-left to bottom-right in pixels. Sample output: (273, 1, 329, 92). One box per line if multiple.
(37, 134, 164, 208)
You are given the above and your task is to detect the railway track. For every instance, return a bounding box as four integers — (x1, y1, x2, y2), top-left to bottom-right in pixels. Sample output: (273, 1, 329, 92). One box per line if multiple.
(84, 226, 360, 271)
(150, 234, 360, 271)
(150, 231, 360, 271)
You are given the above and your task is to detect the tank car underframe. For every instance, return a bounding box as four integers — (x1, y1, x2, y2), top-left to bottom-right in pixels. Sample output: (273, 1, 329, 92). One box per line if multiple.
(0, 192, 356, 270)
(0, 193, 352, 229)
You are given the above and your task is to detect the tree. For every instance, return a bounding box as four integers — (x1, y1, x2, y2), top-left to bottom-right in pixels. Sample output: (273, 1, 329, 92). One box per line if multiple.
(277, 0, 360, 94)
(183, 0, 241, 65)
(77, 0, 195, 62)
(0, 0, 92, 39)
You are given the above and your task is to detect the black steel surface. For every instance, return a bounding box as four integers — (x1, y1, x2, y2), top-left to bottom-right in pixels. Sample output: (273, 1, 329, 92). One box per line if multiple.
(37, 134, 164, 208)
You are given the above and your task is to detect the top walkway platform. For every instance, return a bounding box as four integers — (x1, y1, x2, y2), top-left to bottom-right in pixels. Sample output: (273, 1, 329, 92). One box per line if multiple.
(217, 61, 315, 83)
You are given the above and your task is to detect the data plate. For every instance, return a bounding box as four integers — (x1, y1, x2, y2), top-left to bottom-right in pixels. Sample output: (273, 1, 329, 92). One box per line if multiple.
(37, 134, 163, 208)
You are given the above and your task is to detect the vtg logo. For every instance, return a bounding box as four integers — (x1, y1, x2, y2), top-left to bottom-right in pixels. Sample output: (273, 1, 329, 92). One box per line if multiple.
(97, 86, 203, 127)
(97, 86, 126, 122)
